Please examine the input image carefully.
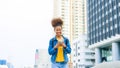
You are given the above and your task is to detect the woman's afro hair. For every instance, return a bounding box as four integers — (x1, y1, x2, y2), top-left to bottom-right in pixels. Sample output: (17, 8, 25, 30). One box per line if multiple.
(51, 18, 63, 27)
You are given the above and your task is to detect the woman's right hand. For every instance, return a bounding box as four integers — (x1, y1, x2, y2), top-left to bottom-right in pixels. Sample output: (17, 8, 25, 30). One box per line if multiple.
(53, 43, 60, 49)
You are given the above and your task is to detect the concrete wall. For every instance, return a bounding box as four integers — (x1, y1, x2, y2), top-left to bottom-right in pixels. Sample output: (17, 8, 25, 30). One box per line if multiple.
(94, 61, 120, 68)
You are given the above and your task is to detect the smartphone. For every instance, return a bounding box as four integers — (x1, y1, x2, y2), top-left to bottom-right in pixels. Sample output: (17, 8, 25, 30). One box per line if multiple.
(58, 41, 63, 44)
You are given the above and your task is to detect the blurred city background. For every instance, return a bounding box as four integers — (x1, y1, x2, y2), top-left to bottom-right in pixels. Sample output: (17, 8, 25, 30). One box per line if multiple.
(0, 0, 120, 68)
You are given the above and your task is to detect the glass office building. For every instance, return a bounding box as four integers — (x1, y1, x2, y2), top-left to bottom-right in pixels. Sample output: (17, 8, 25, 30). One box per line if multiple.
(87, 0, 120, 64)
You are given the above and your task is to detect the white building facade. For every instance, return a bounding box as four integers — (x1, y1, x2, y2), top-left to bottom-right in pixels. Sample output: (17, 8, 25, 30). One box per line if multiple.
(71, 0, 87, 40)
(53, 0, 87, 40)
(72, 34, 95, 68)
(34, 49, 51, 68)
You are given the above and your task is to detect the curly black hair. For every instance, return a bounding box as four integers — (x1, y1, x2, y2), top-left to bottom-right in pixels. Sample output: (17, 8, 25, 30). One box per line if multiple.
(51, 18, 63, 27)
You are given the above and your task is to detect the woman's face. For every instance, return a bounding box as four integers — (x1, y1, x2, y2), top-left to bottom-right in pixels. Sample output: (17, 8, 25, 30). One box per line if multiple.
(54, 26, 62, 36)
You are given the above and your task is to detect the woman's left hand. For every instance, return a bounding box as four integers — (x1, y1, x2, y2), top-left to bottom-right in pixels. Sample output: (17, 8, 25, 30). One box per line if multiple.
(61, 42, 66, 48)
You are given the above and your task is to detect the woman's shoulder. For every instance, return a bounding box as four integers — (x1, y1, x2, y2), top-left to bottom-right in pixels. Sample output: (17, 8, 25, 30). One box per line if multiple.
(49, 36, 56, 41)
(62, 36, 69, 40)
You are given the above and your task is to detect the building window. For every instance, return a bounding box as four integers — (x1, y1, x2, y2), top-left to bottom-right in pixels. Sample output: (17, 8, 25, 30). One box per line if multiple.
(78, 47, 80, 49)
(78, 59, 80, 62)
(78, 53, 80, 56)
(101, 46, 112, 62)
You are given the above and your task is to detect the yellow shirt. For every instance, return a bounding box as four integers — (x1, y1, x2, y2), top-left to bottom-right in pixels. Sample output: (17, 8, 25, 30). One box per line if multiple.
(56, 37, 64, 62)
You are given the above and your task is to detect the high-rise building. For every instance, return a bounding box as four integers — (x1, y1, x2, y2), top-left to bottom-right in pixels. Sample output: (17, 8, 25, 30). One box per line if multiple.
(72, 34, 95, 68)
(34, 49, 51, 68)
(53, 0, 71, 40)
(71, 0, 87, 40)
(87, 0, 120, 66)
(53, 0, 87, 40)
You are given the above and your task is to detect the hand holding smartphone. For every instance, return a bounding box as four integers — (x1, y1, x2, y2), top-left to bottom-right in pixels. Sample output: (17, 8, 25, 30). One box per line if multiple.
(58, 40, 64, 45)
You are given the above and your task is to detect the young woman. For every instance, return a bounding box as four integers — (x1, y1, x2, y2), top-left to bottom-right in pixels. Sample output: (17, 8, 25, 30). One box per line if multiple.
(48, 18, 71, 68)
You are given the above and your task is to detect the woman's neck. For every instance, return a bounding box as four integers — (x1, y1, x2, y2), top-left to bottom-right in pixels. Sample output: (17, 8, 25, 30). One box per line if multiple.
(56, 35, 62, 39)
(56, 35, 63, 41)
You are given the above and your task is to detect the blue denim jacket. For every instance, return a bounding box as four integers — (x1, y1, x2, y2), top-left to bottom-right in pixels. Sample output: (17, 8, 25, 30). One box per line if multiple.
(48, 36, 71, 63)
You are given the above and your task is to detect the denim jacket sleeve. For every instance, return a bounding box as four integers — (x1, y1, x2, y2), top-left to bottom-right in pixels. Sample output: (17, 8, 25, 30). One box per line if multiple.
(48, 39, 57, 55)
(64, 38, 71, 54)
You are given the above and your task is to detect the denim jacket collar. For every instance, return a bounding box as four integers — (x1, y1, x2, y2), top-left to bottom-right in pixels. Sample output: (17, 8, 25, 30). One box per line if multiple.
(53, 35, 65, 41)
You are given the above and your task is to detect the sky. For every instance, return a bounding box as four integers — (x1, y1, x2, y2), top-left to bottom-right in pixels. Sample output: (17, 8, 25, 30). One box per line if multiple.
(0, 0, 53, 68)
